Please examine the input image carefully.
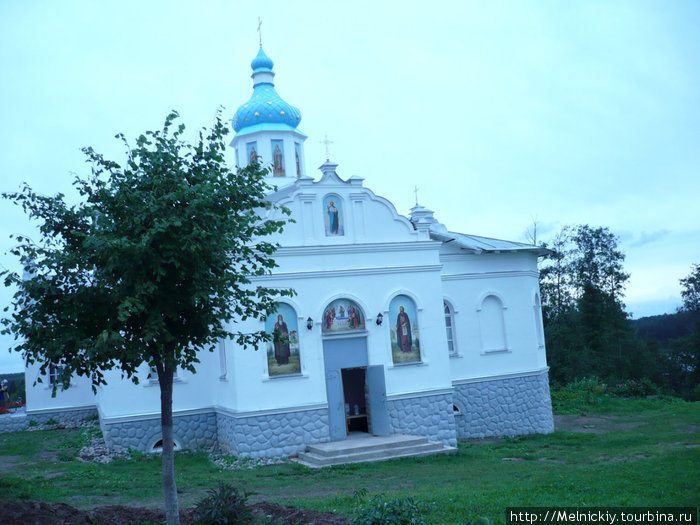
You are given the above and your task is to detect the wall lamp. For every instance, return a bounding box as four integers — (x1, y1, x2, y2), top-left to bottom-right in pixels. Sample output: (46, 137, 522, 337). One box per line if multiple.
(376, 313, 384, 326)
(306, 317, 314, 330)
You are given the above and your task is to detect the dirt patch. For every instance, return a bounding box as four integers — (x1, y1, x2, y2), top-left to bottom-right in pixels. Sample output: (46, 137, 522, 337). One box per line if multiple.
(0, 455, 23, 472)
(0, 500, 349, 524)
(596, 454, 652, 462)
(554, 414, 648, 434)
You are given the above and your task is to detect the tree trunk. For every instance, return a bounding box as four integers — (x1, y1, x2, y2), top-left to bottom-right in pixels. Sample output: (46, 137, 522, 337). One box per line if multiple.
(158, 360, 180, 525)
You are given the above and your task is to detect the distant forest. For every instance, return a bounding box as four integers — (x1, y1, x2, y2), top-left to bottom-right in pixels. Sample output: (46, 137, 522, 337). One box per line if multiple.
(631, 312, 693, 344)
(540, 225, 699, 400)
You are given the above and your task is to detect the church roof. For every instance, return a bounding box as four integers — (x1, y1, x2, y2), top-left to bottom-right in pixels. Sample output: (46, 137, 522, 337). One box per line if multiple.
(232, 47, 302, 134)
(430, 229, 548, 255)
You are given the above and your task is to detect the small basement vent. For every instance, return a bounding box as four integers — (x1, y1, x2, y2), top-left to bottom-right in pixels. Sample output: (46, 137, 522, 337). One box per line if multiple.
(151, 439, 181, 453)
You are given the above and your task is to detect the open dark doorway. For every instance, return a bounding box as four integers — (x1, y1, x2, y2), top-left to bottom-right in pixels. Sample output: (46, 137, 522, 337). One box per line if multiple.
(341, 367, 367, 433)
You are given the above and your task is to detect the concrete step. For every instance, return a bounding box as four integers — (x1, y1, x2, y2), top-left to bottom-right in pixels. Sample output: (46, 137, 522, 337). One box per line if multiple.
(295, 434, 457, 468)
(305, 433, 429, 457)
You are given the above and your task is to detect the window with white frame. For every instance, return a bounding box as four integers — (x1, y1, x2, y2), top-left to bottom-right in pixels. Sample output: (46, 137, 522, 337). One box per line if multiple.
(444, 301, 456, 355)
(48, 363, 63, 386)
(148, 365, 179, 384)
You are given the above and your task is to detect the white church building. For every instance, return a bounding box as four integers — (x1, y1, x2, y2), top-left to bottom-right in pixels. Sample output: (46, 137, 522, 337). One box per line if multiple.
(17, 46, 554, 457)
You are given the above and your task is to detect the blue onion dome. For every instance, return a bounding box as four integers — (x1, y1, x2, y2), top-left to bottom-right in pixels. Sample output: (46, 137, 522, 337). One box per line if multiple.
(232, 47, 302, 133)
(250, 46, 274, 71)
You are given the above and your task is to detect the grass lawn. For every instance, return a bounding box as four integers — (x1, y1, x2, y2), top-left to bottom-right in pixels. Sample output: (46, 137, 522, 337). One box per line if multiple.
(0, 397, 697, 524)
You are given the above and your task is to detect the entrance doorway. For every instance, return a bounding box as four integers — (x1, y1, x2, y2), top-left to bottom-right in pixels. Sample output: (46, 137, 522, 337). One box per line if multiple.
(342, 368, 368, 433)
(323, 337, 391, 441)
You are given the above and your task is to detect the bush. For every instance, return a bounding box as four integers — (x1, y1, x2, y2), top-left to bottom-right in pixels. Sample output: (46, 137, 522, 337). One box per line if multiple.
(193, 482, 252, 525)
(609, 378, 659, 398)
(351, 492, 434, 525)
(550, 377, 608, 412)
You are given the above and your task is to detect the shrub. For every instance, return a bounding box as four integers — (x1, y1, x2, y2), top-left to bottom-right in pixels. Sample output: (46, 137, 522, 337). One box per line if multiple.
(351, 492, 434, 525)
(609, 378, 659, 398)
(550, 377, 608, 412)
(193, 482, 252, 525)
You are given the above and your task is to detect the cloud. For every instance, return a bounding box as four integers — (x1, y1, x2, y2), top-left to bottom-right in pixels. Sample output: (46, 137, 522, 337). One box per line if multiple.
(630, 230, 671, 247)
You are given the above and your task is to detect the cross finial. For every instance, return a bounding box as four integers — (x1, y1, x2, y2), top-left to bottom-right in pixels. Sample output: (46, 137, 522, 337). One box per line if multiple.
(320, 134, 334, 162)
(414, 185, 419, 206)
(257, 17, 263, 47)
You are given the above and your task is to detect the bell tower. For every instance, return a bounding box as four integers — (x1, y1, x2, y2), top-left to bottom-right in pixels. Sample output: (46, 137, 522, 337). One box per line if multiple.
(230, 45, 308, 188)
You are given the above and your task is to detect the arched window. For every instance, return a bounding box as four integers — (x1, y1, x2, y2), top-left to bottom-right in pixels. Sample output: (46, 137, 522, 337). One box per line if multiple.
(444, 301, 456, 355)
(478, 294, 508, 353)
(218, 339, 227, 380)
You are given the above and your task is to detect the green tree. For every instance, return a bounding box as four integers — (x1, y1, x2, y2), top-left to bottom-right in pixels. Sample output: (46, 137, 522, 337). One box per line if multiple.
(675, 263, 700, 398)
(539, 225, 640, 384)
(1, 111, 292, 525)
(680, 263, 700, 313)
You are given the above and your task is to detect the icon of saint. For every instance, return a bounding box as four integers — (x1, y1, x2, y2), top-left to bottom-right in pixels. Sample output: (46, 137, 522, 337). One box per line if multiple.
(327, 200, 339, 234)
(273, 144, 285, 176)
(396, 306, 412, 353)
(273, 314, 290, 365)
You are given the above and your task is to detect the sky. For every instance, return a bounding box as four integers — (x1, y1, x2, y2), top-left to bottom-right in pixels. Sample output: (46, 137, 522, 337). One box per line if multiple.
(1, 1, 698, 372)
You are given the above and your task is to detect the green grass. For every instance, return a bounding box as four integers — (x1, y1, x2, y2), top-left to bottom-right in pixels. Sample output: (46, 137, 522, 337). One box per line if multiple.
(0, 398, 698, 524)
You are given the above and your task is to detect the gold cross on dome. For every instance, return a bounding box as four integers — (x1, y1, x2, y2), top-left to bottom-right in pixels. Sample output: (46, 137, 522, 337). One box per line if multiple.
(320, 134, 334, 161)
(257, 17, 263, 47)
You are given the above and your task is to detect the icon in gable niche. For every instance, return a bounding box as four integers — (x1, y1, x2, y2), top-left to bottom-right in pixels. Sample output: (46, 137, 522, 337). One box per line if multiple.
(322, 299, 365, 333)
(265, 303, 301, 377)
(323, 195, 344, 236)
(389, 295, 421, 364)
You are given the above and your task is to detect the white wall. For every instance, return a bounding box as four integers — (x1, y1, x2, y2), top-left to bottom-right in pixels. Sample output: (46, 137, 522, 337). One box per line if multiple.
(25, 362, 96, 412)
(440, 248, 548, 381)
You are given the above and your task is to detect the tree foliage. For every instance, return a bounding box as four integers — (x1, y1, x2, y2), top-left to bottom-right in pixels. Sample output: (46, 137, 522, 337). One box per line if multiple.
(1, 110, 293, 524)
(539, 227, 698, 400)
(679, 263, 700, 313)
(540, 225, 653, 385)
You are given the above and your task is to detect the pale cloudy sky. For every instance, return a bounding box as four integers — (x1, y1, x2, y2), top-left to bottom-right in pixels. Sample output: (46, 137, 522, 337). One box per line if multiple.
(1, 1, 698, 372)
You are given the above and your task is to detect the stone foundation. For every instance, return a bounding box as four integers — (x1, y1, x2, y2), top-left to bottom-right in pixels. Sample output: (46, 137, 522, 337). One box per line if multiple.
(218, 406, 330, 458)
(99, 406, 329, 457)
(387, 391, 457, 447)
(101, 410, 218, 452)
(3, 370, 554, 454)
(453, 369, 554, 438)
(0, 406, 98, 434)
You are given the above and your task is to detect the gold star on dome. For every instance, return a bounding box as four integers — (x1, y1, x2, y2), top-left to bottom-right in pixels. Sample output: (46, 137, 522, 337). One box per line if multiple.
(254, 112, 260, 117)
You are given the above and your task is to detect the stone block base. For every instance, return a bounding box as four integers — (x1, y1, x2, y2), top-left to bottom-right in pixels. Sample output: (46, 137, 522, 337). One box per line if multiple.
(453, 369, 554, 438)
(387, 392, 458, 447)
(102, 411, 218, 452)
(217, 407, 330, 458)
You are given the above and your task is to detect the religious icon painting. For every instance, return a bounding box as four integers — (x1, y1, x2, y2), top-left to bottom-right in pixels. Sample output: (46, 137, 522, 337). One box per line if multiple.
(322, 299, 365, 333)
(264, 303, 301, 377)
(271, 139, 285, 177)
(294, 142, 302, 177)
(389, 295, 421, 364)
(246, 141, 259, 164)
(323, 195, 344, 236)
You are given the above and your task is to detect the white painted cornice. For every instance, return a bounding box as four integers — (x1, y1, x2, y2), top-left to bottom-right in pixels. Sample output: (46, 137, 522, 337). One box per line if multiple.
(251, 264, 443, 282)
(452, 367, 549, 385)
(274, 241, 441, 257)
(441, 270, 539, 281)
